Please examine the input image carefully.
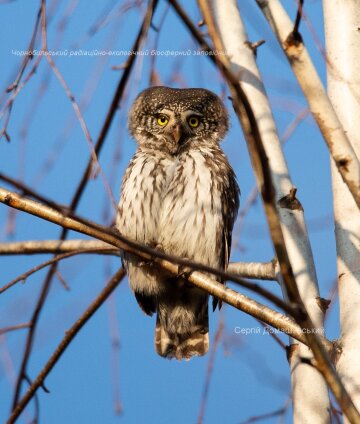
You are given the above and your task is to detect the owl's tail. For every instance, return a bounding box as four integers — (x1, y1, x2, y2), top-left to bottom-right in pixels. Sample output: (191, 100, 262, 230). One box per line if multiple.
(154, 285, 209, 360)
(155, 318, 209, 360)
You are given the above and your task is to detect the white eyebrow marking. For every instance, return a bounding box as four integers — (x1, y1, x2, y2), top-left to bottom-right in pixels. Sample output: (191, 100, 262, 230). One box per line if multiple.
(183, 110, 203, 118)
(158, 108, 174, 115)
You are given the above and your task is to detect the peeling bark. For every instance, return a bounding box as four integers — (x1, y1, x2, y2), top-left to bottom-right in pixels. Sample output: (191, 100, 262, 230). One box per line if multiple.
(211, 1, 330, 422)
(324, 1, 360, 422)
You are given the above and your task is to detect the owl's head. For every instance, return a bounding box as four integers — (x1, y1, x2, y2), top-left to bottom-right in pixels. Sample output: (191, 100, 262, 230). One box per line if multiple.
(128, 86, 229, 154)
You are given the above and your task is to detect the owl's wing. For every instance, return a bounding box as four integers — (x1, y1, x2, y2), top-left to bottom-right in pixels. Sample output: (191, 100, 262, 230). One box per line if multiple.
(212, 173, 240, 311)
(135, 291, 157, 316)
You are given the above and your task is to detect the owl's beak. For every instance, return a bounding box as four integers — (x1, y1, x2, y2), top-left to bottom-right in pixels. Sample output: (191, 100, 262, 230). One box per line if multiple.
(170, 124, 182, 143)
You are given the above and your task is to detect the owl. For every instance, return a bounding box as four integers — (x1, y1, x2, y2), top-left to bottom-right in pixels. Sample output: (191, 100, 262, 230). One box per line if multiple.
(117, 86, 239, 360)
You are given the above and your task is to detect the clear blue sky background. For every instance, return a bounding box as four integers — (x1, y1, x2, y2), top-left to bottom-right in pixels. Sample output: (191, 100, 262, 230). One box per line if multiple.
(0, 1, 337, 423)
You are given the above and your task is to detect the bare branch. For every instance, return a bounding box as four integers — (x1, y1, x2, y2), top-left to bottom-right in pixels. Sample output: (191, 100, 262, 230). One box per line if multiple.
(197, 317, 224, 424)
(0, 239, 118, 255)
(0, 1, 42, 141)
(324, 0, 360, 417)
(7, 267, 126, 424)
(8, 0, 159, 409)
(293, 0, 304, 38)
(0, 186, 321, 348)
(5, 5, 41, 94)
(196, 1, 360, 421)
(209, 0, 329, 420)
(39, 1, 117, 211)
(227, 260, 277, 281)
(0, 323, 31, 335)
(256, 0, 360, 211)
(256, 320, 287, 350)
(70, 0, 159, 210)
(0, 249, 106, 294)
(0, 172, 69, 212)
(0, 187, 289, 311)
(240, 399, 290, 424)
(0, 239, 276, 280)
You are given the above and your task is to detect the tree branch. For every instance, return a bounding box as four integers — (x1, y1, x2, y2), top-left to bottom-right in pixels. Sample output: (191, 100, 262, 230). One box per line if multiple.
(0, 186, 289, 311)
(0, 239, 118, 255)
(0, 186, 325, 348)
(292, 0, 304, 37)
(208, 1, 330, 421)
(196, 1, 360, 421)
(227, 260, 276, 281)
(256, 0, 360, 212)
(8, 0, 159, 410)
(0, 229, 276, 302)
(7, 267, 126, 424)
(0, 323, 32, 335)
(323, 0, 360, 418)
(0, 172, 69, 212)
(0, 249, 110, 294)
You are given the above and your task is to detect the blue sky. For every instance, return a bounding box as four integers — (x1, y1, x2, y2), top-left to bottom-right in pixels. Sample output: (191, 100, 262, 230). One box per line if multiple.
(0, 1, 338, 423)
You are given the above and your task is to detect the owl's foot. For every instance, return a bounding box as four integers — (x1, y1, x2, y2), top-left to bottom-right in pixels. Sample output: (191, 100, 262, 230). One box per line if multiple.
(138, 242, 163, 267)
(155, 243, 164, 252)
(177, 263, 194, 285)
(138, 260, 154, 268)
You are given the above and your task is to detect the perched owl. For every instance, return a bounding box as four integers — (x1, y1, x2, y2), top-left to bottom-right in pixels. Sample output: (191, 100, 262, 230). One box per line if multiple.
(117, 86, 239, 360)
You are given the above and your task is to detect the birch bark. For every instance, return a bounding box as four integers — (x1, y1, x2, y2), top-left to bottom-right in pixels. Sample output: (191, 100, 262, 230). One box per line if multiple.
(323, 1, 360, 421)
(256, 0, 360, 211)
(211, 1, 330, 422)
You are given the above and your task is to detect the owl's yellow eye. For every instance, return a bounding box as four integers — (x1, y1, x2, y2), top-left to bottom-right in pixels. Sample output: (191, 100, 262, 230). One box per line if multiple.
(157, 115, 169, 126)
(188, 116, 200, 128)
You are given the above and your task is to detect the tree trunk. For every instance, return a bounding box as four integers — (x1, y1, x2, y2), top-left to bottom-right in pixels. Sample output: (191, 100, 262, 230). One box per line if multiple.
(211, 1, 330, 422)
(323, 1, 360, 421)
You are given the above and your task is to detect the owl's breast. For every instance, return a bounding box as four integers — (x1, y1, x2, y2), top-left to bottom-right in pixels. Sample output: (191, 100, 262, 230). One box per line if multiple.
(117, 151, 175, 244)
(159, 150, 224, 267)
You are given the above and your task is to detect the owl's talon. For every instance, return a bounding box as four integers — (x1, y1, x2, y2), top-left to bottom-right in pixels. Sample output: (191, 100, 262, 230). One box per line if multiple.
(177, 263, 193, 280)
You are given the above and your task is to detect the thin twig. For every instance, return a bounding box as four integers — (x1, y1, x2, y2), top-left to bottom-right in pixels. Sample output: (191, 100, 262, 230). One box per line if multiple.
(232, 107, 310, 249)
(0, 186, 334, 351)
(0, 238, 277, 280)
(9, 1, 158, 407)
(54, 269, 70, 291)
(0, 324, 32, 335)
(104, 259, 123, 415)
(0, 0, 45, 141)
(0, 172, 69, 212)
(32, 16, 124, 187)
(23, 374, 40, 424)
(70, 0, 158, 210)
(5, 4, 41, 93)
(149, 2, 170, 86)
(7, 267, 126, 424)
(256, 319, 287, 350)
(292, 0, 304, 37)
(240, 399, 291, 423)
(256, 0, 360, 211)
(196, 317, 224, 424)
(0, 187, 290, 313)
(71, 1, 134, 49)
(196, 1, 360, 421)
(40, 6, 117, 211)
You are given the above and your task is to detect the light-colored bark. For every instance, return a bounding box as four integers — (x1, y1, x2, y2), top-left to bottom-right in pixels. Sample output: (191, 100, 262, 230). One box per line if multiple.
(0, 240, 276, 280)
(227, 260, 276, 280)
(0, 239, 118, 255)
(323, 1, 360, 421)
(256, 0, 360, 212)
(211, 1, 330, 422)
(0, 186, 315, 346)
